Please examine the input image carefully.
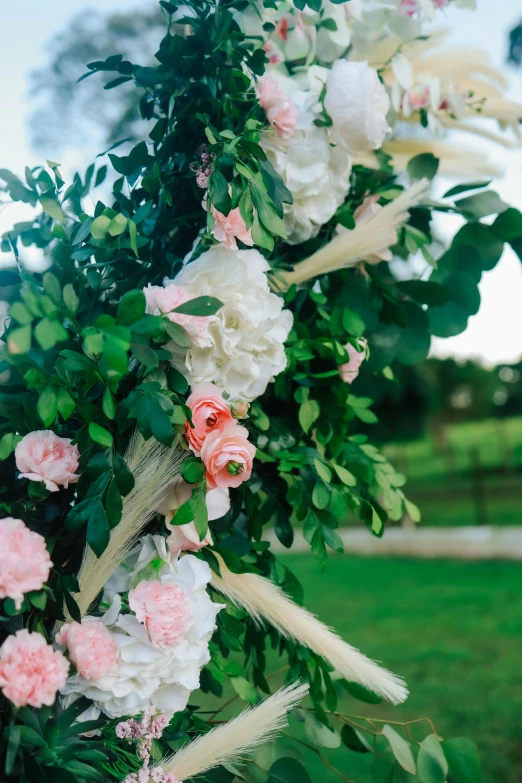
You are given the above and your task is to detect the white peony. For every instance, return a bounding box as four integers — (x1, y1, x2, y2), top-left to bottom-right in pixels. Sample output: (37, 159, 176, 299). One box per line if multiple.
(261, 86, 352, 244)
(167, 247, 293, 402)
(324, 60, 391, 154)
(60, 536, 223, 719)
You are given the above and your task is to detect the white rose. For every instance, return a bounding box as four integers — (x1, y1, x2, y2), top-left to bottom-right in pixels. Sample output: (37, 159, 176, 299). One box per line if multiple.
(170, 247, 293, 402)
(324, 60, 391, 153)
(60, 537, 224, 719)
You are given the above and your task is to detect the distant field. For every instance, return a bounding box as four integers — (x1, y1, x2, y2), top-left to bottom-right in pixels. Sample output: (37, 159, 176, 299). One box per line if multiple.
(381, 417, 522, 527)
(275, 555, 522, 783)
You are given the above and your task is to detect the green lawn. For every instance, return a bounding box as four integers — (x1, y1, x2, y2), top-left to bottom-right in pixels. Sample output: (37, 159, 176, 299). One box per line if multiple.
(268, 555, 522, 783)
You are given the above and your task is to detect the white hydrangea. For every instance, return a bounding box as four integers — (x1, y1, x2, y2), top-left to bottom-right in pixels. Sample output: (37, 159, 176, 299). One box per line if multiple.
(60, 536, 223, 719)
(169, 246, 293, 401)
(261, 82, 352, 244)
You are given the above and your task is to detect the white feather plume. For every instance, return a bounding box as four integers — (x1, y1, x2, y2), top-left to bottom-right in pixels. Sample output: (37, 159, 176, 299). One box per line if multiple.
(282, 179, 429, 287)
(211, 557, 408, 705)
(160, 681, 309, 781)
(75, 432, 185, 618)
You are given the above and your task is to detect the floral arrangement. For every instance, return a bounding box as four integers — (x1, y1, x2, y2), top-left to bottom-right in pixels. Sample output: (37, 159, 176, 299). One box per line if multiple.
(1, 0, 521, 780)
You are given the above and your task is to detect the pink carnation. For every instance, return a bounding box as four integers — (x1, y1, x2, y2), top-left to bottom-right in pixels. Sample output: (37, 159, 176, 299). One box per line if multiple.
(200, 424, 256, 490)
(15, 430, 80, 492)
(129, 580, 191, 649)
(0, 630, 69, 708)
(338, 339, 367, 384)
(144, 283, 211, 348)
(55, 620, 119, 680)
(185, 382, 235, 455)
(257, 77, 297, 140)
(211, 206, 254, 251)
(0, 517, 52, 609)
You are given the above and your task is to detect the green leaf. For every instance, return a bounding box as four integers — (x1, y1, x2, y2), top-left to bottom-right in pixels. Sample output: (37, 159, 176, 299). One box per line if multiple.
(172, 296, 223, 316)
(40, 196, 65, 222)
(107, 213, 128, 236)
(113, 451, 135, 496)
(63, 588, 81, 623)
(128, 218, 139, 257)
(37, 385, 58, 426)
(57, 387, 75, 420)
(209, 170, 231, 215)
(417, 734, 448, 783)
(117, 290, 146, 325)
(102, 387, 115, 420)
(0, 433, 20, 461)
(5, 725, 20, 775)
(105, 477, 123, 528)
(342, 681, 382, 704)
(455, 190, 508, 219)
(314, 459, 332, 483)
(304, 713, 341, 748)
(342, 307, 365, 337)
(86, 498, 110, 557)
(407, 153, 439, 182)
(181, 459, 205, 484)
(442, 738, 481, 783)
(322, 525, 344, 552)
(230, 676, 257, 703)
(382, 725, 416, 775)
(63, 283, 80, 313)
(312, 480, 330, 510)
(397, 280, 450, 306)
(299, 398, 320, 434)
(89, 422, 113, 448)
(9, 300, 32, 325)
(332, 463, 356, 486)
(132, 341, 159, 367)
(341, 724, 371, 754)
(8, 324, 31, 354)
(91, 214, 111, 239)
(34, 317, 67, 350)
(269, 758, 311, 783)
(443, 181, 491, 198)
(43, 272, 61, 305)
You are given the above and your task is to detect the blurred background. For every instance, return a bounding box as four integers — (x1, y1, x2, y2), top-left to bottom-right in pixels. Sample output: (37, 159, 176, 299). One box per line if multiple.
(1, 1, 522, 781)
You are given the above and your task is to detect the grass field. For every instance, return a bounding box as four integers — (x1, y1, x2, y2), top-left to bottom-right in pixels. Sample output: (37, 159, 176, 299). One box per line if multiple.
(381, 417, 522, 527)
(248, 555, 522, 783)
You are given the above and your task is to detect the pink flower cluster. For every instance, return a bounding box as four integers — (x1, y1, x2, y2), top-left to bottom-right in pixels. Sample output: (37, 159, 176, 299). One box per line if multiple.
(117, 708, 181, 783)
(0, 517, 52, 609)
(0, 630, 69, 708)
(211, 205, 253, 251)
(191, 145, 214, 190)
(15, 430, 80, 492)
(129, 580, 191, 649)
(257, 77, 297, 140)
(55, 619, 119, 680)
(185, 383, 256, 490)
(144, 283, 210, 348)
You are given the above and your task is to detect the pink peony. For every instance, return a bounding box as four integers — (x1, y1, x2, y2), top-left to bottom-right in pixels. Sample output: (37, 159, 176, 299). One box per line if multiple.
(257, 77, 297, 140)
(0, 630, 69, 708)
(0, 517, 52, 609)
(338, 339, 367, 384)
(55, 619, 119, 680)
(128, 580, 191, 649)
(200, 424, 256, 490)
(185, 382, 235, 455)
(15, 430, 80, 492)
(144, 283, 211, 348)
(211, 206, 254, 251)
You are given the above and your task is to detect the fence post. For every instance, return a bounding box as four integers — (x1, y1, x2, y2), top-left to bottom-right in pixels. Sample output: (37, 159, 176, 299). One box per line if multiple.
(470, 446, 487, 526)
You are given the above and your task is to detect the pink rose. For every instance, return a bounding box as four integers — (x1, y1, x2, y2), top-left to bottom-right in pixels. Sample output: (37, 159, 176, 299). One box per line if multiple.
(185, 382, 235, 455)
(338, 339, 367, 384)
(15, 430, 80, 492)
(0, 630, 69, 708)
(55, 620, 118, 680)
(128, 580, 191, 649)
(200, 424, 256, 490)
(0, 517, 52, 609)
(144, 283, 211, 348)
(257, 77, 297, 140)
(211, 206, 254, 251)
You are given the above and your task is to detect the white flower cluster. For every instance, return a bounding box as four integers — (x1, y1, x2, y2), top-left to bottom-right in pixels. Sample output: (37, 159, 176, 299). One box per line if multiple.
(168, 246, 293, 401)
(60, 536, 223, 719)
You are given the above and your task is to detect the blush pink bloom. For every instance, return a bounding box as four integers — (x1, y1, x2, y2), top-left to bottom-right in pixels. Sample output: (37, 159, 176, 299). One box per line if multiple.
(0, 630, 69, 708)
(128, 580, 191, 649)
(200, 424, 256, 490)
(185, 382, 235, 455)
(55, 620, 119, 680)
(338, 339, 367, 384)
(15, 430, 80, 492)
(257, 77, 298, 140)
(144, 283, 211, 348)
(211, 206, 254, 251)
(0, 517, 52, 609)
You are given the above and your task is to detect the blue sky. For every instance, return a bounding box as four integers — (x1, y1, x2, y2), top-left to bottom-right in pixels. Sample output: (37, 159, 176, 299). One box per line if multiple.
(1, 0, 522, 364)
